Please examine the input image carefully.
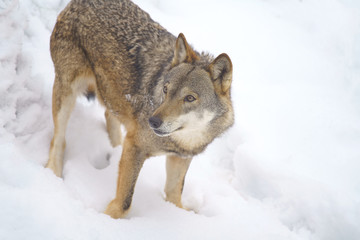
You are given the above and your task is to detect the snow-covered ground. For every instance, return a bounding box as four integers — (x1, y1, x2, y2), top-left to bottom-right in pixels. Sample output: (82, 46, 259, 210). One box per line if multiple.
(1, 0, 360, 239)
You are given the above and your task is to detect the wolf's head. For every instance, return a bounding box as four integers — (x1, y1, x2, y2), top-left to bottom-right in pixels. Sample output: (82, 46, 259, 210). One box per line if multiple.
(149, 34, 234, 150)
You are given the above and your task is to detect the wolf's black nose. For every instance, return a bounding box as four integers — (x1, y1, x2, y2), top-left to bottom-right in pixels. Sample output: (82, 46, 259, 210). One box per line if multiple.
(149, 116, 163, 129)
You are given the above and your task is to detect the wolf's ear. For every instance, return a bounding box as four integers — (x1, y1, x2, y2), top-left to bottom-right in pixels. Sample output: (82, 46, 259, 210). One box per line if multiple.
(171, 33, 199, 67)
(208, 53, 233, 94)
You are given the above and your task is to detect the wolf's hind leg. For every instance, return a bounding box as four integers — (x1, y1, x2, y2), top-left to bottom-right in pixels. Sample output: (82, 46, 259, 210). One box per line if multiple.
(105, 110, 122, 147)
(164, 155, 192, 208)
(46, 76, 77, 177)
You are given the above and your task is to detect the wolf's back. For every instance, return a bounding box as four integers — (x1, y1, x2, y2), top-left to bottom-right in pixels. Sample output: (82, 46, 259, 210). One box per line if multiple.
(52, 0, 176, 107)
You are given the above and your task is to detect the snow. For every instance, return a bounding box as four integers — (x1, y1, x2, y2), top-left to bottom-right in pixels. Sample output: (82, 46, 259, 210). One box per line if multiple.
(1, 0, 360, 239)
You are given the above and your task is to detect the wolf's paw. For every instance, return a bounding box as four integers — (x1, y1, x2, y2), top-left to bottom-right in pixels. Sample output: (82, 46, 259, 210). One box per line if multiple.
(164, 197, 197, 213)
(45, 161, 63, 178)
(181, 205, 198, 214)
(104, 199, 129, 219)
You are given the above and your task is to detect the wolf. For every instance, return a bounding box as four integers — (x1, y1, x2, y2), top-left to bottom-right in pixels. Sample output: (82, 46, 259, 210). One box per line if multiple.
(46, 0, 234, 219)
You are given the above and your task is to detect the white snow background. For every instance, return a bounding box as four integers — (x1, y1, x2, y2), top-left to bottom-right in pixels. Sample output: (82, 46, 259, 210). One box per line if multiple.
(1, 0, 360, 239)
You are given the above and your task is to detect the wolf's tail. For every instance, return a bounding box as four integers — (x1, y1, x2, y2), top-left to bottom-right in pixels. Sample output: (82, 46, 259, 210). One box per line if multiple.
(85, 84, 96, 101)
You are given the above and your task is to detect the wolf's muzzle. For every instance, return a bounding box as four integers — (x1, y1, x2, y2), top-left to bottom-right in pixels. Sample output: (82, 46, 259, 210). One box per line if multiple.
(148, 116, 163, 129)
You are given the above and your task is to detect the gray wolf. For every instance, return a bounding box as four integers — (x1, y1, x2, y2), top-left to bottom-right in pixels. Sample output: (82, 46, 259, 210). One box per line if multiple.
(46, 0, 234, 219)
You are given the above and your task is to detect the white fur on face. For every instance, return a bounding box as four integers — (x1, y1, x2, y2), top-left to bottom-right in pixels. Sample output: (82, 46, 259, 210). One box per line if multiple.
(165, 110, 215, 148)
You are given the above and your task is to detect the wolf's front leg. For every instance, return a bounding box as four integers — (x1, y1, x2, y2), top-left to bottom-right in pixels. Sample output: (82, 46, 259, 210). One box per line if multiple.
(164, 155, 192, 208)
(105, 134, 145, 219)
(105, 110, 122, 147)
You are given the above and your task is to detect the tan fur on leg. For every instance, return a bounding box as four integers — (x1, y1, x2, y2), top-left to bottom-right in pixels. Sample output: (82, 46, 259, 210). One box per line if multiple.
(105, 110, 122, 147)
(105, 133, 145, 218)
(164, 155, 192, 208)
(46, 78, 77, 177)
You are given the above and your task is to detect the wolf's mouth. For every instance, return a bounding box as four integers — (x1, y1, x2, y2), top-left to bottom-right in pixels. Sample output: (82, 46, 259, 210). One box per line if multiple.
(153, 129, 171, 137)
(152, 127, 183, 137)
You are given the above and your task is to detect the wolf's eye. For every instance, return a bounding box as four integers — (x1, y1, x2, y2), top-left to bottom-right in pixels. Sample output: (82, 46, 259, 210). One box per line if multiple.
(163, 86, 167, 94)
(184, 95, 196, 102)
